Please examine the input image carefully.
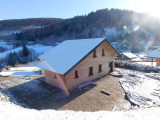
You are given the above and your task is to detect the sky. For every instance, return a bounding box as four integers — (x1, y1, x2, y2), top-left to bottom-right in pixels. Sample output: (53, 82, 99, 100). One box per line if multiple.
(0, 0, 160, 20)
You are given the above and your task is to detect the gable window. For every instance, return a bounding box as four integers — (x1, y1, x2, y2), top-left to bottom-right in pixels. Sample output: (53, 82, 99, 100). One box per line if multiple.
(75, 70, 79, 79)
(98, 64, 102, 73)
(102, 49, 105, 56)
(93, 50, 97, 58)
(89, 67, 93, 76)
(53, 74, 57, 79)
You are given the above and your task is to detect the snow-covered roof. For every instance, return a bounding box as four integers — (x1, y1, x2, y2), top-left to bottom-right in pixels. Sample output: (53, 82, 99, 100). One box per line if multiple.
(130, 57, 142, 61)
(147, 48, 160, 58)
(122, 52, 138, 59)
(37, 38, 118, 75)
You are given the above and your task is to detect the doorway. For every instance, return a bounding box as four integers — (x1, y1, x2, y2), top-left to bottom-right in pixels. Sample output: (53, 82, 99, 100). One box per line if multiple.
(109, 61, 113, 73)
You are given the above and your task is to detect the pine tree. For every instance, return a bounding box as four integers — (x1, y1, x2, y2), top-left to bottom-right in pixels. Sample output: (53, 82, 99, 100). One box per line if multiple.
(22, 45, 29, 57)
(7, 52, 19, 66)
(8, 52, 13, 66)
(13, 52, 19, 65)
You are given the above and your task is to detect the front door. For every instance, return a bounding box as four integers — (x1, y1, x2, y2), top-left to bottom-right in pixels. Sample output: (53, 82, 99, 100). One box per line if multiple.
(109, 61, 113, 73)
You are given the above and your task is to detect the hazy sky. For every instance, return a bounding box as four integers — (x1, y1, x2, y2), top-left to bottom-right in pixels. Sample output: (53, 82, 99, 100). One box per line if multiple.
(0, 0, 159, 20)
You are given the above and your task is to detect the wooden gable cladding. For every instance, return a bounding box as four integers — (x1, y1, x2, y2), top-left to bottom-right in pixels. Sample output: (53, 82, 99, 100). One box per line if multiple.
(103, 41, 118, 56)
(65, 41, 115, 90)
(156, 58, 160, 66)
(45, 70, 69, 95)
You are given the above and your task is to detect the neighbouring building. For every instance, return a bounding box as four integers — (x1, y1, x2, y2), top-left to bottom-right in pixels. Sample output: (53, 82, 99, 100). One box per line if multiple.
(37, 38, 119, 95)
(147, 48, 160, 66)
(118, 52, 142, 61)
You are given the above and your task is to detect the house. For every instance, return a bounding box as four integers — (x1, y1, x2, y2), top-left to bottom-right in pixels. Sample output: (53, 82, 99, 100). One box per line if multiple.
(118, 52, 142, 61)
(37, 38, 119, 95)
(147, 48, 160, 66)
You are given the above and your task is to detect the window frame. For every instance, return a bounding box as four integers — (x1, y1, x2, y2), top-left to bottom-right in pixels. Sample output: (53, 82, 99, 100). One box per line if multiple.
(98, 64, 102, 73)
(102, 49, 105, 56)
(89, 66, 93, 76)
(75, 70, 79, 79)
(53, 74, 57, 79)
(93, 50, 97, 58)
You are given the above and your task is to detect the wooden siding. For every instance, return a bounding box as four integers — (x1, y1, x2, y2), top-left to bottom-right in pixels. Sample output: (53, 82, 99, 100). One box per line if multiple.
(65, 42, 115, 90)
(156, 58, 160, 66)
(45, 70, 69, 95)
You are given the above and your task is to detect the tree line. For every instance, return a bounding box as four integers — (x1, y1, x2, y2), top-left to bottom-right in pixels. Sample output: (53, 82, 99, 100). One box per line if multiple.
(7, 45, 38, 66)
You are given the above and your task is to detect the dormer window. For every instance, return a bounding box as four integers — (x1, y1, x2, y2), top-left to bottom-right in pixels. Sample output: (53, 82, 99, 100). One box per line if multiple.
(93, 50, 97, 58)
(75, 70, 79, 79)
(102, 49, 105, 56)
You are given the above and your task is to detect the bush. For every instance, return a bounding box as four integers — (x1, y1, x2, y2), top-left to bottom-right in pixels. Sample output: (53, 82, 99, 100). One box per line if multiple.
(115, 60, 160, 73)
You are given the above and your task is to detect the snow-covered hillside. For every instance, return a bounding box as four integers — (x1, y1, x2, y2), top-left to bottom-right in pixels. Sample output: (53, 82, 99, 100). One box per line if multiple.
(0, 44, 53, 59)
(0, 41, 13, 50)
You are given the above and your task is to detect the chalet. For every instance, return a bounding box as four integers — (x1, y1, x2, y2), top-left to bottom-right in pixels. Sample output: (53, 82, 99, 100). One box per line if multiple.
(37, 38, 119, 95)
(147, 48, 160, 66)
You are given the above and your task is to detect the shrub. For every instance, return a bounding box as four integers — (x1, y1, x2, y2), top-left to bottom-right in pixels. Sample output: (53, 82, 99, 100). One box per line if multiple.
(115, 60, 160, 73)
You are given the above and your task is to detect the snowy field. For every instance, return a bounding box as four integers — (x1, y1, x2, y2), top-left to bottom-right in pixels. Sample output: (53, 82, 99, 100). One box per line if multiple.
(0, 43, 53, 59)
(111, 68, 160, 108)
(0, 98, 160, 120)
(0, 67, 41, 76)
(0, 41, 13, 50)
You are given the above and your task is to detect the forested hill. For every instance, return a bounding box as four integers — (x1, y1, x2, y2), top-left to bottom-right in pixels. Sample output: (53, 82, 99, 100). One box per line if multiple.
(1, 8, 160, 52)
(0, 18, 63, 31)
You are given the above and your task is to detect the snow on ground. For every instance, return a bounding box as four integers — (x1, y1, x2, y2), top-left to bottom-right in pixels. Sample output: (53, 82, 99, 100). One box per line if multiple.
(135, 62, 156, 67)
(0, 44, 53, 59)
(0, 68, 160, 119)
(111, 68, 160, 108)
(0, 99, 160, 120)
(0, 41, 13, 50)
(0, 67, 41, 76)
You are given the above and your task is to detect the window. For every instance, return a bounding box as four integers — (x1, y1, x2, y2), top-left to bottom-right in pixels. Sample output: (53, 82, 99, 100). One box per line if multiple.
(98, 64, 102, 73)
(75, 70, 79, 79)
(53, 74, 57, 79)
(93, 50, 97, 58)
(89, 67, 93, 76)
(102, 49, 105, 56)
